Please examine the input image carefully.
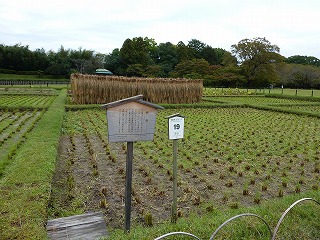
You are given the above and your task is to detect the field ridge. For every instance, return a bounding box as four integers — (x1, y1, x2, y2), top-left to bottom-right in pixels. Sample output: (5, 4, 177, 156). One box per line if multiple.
(0, 89, 66, 239)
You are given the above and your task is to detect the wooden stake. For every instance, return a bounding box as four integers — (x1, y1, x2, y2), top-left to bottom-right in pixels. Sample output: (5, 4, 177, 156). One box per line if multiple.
(171, 139, 178, 223)
(125, 142, 133, 232)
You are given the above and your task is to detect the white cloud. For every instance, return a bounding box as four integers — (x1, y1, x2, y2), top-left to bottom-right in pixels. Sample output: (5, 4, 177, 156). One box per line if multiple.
(0, 0, 319, 58)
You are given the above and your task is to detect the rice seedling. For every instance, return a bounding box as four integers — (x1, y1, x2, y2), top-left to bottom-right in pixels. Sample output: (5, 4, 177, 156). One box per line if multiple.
(144, 212, 153, 227)
(99, 198, 108, 209)
(254, 192, 261, 204)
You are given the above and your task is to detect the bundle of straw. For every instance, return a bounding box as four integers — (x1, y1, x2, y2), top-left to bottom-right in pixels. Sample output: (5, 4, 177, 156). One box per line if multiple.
(70, 74, 203, 104)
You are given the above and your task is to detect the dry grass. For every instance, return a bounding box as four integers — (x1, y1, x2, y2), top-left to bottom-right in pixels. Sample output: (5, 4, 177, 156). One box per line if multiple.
(71, 74, 203, 104)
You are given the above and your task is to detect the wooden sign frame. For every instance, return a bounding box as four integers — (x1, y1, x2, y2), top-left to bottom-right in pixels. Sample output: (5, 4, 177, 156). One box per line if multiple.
(102, 95, 163, 143)
(101, 95, 163, 232)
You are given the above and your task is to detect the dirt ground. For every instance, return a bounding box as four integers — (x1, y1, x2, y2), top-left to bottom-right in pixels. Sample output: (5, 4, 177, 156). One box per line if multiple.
(49, 135, 178, 228)
(48, 133, 318, 229)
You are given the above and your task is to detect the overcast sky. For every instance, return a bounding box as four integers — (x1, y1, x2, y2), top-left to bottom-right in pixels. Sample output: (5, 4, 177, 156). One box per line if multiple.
(1, 0, 319, 58)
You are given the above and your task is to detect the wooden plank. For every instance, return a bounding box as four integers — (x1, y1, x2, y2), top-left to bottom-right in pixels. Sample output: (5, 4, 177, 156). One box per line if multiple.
(107, 102, 158, 142)
(47, 212, 108, 240)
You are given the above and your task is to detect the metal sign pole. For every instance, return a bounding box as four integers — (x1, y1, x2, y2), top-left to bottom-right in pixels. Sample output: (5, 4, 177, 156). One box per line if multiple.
(125, 141, 133, 232)
(171, 139, 178, 223)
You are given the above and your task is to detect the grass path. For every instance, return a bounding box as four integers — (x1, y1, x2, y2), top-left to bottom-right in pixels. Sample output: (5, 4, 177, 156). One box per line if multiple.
(0, 89, 66, 239)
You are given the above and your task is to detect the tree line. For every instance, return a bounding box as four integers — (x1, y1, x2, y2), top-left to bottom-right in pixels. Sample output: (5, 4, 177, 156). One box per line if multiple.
(1, 38, 320, 88)
(0, 44, 104, 77)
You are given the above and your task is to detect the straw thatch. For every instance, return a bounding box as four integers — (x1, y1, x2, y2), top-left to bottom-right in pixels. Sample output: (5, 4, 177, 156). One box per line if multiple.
(70, 74, 203, 104)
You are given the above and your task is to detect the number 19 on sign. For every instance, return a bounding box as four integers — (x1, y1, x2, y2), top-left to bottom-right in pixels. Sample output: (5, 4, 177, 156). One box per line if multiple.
(168, 117, 184, 140)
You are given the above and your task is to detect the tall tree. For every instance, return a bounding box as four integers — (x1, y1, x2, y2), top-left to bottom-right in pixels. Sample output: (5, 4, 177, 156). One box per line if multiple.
(200, 47, 227, 65)
(286, 55, 320, 67)
(70, 47, 94, 73)
(176, 41, 194, 62)
(33, 48, 50, 71)
(276, 63, 320, 89)
(187, 39, 206, 58)
(171, 58, 210, 78)
(213, 48, 227, 65)
(46, 46, 71, 76)
(105, 48, 121, 74)
(156, 42, 178, 77)
(231, 37, 284, 87)
(199, 46, 216, 64)
(119, 37, 154, 75)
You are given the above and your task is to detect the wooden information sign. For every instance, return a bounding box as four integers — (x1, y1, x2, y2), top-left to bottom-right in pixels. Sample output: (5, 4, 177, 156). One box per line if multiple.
(102, 95, 163, 142)
(102, 95, 163, 232)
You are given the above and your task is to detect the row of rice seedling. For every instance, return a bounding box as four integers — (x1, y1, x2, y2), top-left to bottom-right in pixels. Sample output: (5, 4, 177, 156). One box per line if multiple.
(0, 87, 57, 95)
(0, 90, 66, 239)
(70, 74, 203, 104)
(203, 96, 316, 105)
(0, 109, 44, 177)
(0, 94, 55, 108)
(58, 108, 319, 222)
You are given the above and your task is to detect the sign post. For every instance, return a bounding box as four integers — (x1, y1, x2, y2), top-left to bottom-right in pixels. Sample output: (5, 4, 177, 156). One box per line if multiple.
(124, 141, 133, 231)
(167, 113, 185, 223)
(102, 95, 163, 232)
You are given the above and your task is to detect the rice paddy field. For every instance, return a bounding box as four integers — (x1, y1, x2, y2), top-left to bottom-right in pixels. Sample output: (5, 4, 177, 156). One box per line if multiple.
(0, 84, 319, 239)
(204, 87, 320, 97)
(54, 108, 319, 224)
(0, 95, 55, 108)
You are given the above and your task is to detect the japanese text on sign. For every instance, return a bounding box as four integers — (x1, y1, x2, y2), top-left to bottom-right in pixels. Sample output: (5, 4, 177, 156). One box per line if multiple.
(168, 116, 184, 140)
(107, 105, 157, 142)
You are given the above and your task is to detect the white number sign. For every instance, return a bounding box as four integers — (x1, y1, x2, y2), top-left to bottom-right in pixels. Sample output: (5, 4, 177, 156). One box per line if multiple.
(168, 116, 184, 140)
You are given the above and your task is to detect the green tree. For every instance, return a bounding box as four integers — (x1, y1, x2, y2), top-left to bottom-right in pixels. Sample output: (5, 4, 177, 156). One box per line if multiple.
(70, 47, 95, 73)
(200, 47, 227, 65)
(156, 42, 178, 77)
(171, 58, 210, 78)
(105, 48, 121, 74)
(46, 46, 71, 76)
(199, 46, 216, 64)
(176, 41, 195, 62)
(144, 65, 163, 77)
(201, 64, 245, 87)
(187, 39, 206, 58)
(91, 53, 106, 72)
(0, 44, 31, 71)
(286, 55, 320, 67)
(126, 64, 145, 77)
(144, 37, 158, 62)
(276, 63, 320, 89)
(119, 37, 154, 75)
(221, 51, 238, 67)
(33, 48, 50, 71)
(231, 37, 284, 87)
(213, 48, 227, 65)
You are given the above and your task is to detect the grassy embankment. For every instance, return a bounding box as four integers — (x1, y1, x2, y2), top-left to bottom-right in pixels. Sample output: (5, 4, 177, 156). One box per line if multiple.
(0, 89, 66, 239)
(109, 191, 319, 239)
